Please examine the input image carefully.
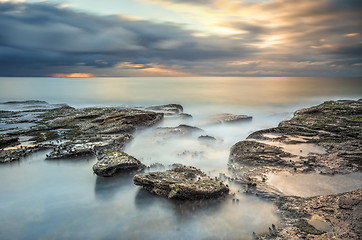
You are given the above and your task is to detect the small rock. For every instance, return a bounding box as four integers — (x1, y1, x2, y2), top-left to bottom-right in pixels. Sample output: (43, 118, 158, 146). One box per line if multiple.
(93, 149, 145, 177)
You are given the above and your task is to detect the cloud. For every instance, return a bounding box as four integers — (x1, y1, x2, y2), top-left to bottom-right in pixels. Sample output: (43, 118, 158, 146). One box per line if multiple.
(0, 0, 361, 77)
(0, 1, 248, 76)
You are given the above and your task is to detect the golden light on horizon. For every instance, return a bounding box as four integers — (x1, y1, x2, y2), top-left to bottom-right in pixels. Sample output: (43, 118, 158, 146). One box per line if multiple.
(51, 73, 96, 77)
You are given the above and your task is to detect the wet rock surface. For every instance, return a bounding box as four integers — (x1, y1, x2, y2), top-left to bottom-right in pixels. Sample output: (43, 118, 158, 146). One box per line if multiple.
(93, 149, 145, 177)
(134, 166, 229, 200)
(229, 100, 362, 184)
(46, 144, 94, 160)
(256, 189, 362, 240)
(228, 100, 362, 239)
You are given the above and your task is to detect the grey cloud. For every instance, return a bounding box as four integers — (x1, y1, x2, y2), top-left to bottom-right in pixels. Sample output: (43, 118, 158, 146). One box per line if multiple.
(0, 2, 246, 76)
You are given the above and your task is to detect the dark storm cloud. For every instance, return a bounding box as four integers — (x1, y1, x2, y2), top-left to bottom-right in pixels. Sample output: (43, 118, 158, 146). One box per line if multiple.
(0, 2, 246, 76)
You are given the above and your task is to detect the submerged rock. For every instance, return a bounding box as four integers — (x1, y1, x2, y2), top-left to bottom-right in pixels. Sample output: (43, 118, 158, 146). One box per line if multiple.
(93, 149, 145, 177)
(133, 166, 229, 200)
(198, 135, 217, 142)
(200, 113, 252, 125)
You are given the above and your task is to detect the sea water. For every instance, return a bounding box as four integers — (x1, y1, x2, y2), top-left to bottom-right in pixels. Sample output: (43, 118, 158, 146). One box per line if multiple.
(0, 77, 361, 239)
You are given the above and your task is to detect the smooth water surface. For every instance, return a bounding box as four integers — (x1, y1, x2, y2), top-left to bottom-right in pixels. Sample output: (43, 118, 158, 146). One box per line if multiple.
(0, 77, 361, 239)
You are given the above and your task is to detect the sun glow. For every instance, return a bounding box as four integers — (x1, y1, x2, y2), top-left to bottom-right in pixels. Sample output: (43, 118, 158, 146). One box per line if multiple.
(51, 73, 95, 77)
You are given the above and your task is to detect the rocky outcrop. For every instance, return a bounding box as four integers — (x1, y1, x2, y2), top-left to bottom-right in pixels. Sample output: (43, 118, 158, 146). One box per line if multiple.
(230, 140, 294, 167)
(45, 107, 163, 135)
(228, 100, 362, 239)
(93, 149, 145, 177)
(133, 166, 229, 200)
(0, 102, 165, 163)
(257, 189, 362, 240)
(200, 113, 252, 125)
(229, 100, 362, 177)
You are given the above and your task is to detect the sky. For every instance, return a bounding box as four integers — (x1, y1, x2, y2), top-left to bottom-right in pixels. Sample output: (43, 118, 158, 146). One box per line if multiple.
(0, 0, 361, 77)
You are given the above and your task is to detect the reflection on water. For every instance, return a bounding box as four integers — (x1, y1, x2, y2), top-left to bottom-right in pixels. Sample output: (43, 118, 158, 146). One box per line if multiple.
(267, 172, 362, 197)
(95, 173, 135, 201)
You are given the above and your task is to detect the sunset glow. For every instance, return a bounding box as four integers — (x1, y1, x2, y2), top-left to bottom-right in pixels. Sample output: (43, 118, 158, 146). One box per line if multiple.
(0, 0, 361, 77)
(51, 73, 96, 78)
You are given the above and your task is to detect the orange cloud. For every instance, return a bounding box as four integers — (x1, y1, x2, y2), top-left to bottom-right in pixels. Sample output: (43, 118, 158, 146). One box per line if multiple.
(345, 33, 359, 37)
(51, 73, 95, 77)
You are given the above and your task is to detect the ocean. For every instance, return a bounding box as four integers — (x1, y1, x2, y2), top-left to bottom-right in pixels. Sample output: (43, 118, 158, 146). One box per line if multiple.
(0, 77, 361, 239)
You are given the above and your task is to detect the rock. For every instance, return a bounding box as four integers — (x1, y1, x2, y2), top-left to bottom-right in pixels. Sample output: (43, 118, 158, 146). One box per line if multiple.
(133, 166, 229, 200)
(0, 136, 19, 148)
(198, 135, 217, 142)
(229, 100, 362, 177)
(154, 124, 204, 138)
(0, 144, 51, 163)
(46, 145, 93, 159)
(229, 140, 294, 167)
(200, 113, 252, 125)
(145, 104, 193, 119)
(179, 113, 193, 119)
(260, 189, 362, 240)
(44, 107, 163, 135)
(93, 149, 145, 177)
(146, 104, 184, 115)
(229, 100, 362, 240)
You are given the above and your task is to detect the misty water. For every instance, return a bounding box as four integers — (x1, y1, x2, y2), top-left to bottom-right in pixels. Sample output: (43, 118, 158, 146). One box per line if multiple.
(0, 77, 361, 240)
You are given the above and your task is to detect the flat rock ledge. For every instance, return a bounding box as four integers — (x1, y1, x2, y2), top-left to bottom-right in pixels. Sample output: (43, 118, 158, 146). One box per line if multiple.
(93, 149, 145, 177)
(201, 113, 252, 125)
(133, 166, 229, 200)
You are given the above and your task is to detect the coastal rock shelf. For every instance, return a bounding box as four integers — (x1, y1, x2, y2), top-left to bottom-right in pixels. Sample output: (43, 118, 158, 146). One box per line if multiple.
(267, 189, 362, 240)
(93, 149, 145, 177)
(229, 100, 362, 177)
(228, 100, 362, 239)
(0, 102, 165, 163)
(134, 166, 229, 200)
